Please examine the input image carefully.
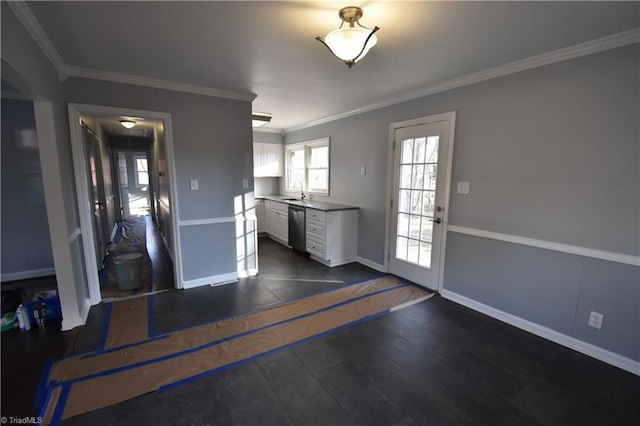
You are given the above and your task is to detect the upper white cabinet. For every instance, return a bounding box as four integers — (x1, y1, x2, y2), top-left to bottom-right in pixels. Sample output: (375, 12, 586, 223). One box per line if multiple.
(254, 143, 284, 177)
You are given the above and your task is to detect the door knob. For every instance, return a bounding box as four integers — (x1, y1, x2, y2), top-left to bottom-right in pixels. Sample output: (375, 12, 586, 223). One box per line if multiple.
(431, 218, 442, 224)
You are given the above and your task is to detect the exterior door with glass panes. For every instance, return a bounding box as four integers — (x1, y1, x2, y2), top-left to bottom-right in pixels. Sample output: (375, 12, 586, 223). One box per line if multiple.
(389, 119, 451, 290)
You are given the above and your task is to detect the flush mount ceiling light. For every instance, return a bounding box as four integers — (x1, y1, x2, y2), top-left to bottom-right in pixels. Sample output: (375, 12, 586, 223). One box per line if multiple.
(119, 120, 136, 129)
(252, 113, 272, 128)
(316, 6, 379, 68)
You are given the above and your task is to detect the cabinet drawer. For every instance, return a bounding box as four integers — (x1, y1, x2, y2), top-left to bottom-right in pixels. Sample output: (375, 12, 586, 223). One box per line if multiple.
(306, 221, 325, 238)
(306, 209, 326, 224)
(306, 236, 325, 257)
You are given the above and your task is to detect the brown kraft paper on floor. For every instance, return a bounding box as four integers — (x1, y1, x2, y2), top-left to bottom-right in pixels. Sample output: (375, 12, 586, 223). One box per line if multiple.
(104, 295, 149, 350)
(48, 282, 431, 422)
(47, 276, 405, 384)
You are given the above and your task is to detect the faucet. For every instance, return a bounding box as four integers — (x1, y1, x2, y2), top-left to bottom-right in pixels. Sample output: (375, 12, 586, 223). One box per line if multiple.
(293, 181, 305, 201)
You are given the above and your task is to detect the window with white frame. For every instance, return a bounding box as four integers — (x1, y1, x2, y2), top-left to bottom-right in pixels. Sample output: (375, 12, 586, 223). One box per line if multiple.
(134, 154, 149, 187)
(285, 138, 330, 195)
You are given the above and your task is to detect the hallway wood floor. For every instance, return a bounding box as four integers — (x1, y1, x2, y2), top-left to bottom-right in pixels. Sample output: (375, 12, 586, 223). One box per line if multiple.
(2, 228, 639, 425)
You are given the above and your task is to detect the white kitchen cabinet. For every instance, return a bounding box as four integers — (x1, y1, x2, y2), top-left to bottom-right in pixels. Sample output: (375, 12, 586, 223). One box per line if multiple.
(253, 143, 284, 177)
(306, 208, 358, 267)
(255, 199, 265, 233)
(265, 200, 289, 245)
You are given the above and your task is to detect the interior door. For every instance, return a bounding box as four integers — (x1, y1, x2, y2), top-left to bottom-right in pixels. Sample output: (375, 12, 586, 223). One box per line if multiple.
(389, 119, 451, 290)
(83, 124, 108, 267)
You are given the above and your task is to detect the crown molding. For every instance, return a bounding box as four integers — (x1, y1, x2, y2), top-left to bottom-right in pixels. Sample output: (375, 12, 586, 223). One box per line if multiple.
(9, 1, 255, 102)
(1, 89, 32, 101)
(66, 66, 256, 102)
(285, 28, 640, 133)
(253, 128, 284, 135)
(7, 1, 70, 81)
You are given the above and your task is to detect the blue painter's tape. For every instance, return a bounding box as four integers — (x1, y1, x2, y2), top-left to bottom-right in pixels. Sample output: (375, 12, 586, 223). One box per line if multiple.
(160, 273, 394, 335)
(79, 334, 171, 360)
(37, 384, 55, 423)
(49, 383, 71, 426)
(33, 358, 54, 411)
(159, 309, 390, 393)
(56, 282, 408, 387)
(97, 302, 113, 353)
(54, 348, 97, 360)
(147, 251, 154, 294)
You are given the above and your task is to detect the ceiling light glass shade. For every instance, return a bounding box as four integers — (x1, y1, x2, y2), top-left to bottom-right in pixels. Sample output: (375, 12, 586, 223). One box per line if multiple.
(252, 119, 269, 128)
(252, 113, 272, 128)
(120, 120, 136, 129)
(316, 6, 379, 68)
(324, 27, 378, 62)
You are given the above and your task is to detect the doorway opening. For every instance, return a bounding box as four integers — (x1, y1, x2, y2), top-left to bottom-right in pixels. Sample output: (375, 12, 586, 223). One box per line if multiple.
(68, 104, 181, 305)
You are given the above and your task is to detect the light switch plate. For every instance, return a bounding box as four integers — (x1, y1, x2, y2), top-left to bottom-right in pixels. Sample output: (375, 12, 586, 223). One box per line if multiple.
(457, 182, 470, 194)
(190, 179, 199, 191)
(360, 166, 366, 176)
(242, 178, 249, 189)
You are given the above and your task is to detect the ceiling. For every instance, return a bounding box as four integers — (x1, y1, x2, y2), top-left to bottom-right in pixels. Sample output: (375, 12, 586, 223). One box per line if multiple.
(89, 115, 157, 138)
(25, 1, 639, 131)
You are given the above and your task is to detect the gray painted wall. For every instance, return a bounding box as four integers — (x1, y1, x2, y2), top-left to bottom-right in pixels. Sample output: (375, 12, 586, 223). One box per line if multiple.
(253, 131, 283, 144)
(1, 97, 55, 277)
(445, 233, 639, 361)
(62, 78, 253, 282)
(255, 178, 279, 196)
(285, 45, 639, 263)
(2, 2, 90, 328)
(285, 45, 639, 362)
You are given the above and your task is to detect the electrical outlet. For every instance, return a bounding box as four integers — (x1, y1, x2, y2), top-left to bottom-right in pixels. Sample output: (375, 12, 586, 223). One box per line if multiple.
(588, 311, 604, 329)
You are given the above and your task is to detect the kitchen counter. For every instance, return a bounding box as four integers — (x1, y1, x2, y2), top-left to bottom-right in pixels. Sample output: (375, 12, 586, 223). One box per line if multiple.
(257, 195, 358, 211)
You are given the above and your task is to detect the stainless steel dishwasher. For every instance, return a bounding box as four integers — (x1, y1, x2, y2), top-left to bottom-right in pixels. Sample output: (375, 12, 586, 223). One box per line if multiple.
(288, 205, 306, 252)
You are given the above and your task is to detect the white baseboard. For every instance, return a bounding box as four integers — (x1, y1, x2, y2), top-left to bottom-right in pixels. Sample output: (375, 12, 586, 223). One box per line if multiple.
(61, 297, 91, 331)
(182, 272, 239, 289)
(356, 256, 385, 272)
(1, 268, 56, 283)
(79, 297, 91, 323)
(308, 255, 358, 268)
(237, 268, 258, 278)
(161, 234, 174, 261)
(440, 289, 640, 376)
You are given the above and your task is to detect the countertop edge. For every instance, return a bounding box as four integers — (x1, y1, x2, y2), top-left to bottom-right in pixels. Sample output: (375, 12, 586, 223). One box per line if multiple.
(256, 195, 359, 212)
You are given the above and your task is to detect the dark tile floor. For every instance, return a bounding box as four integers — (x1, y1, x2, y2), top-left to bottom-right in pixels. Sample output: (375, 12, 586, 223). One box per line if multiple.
(2, 228, 640, 425)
